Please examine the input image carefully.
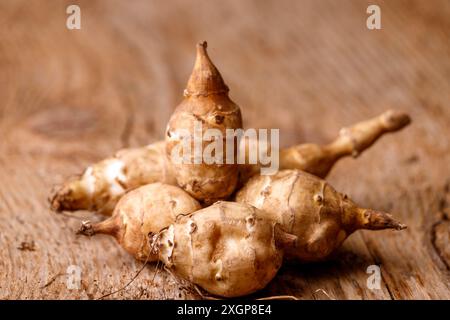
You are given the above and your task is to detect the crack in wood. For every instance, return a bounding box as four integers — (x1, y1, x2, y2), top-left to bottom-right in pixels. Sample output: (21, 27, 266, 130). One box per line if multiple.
(379, 266, 395, 300)
(430, 181, 450, 271)
(358, 229, 398, 300)
(361, 236, 395, 300)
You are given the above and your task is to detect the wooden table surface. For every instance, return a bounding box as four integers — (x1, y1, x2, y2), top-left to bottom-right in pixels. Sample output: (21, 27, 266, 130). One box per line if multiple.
(1, 0, 449, 299)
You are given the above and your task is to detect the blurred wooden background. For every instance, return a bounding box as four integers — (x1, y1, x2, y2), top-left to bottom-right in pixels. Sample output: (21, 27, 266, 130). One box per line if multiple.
(0, 0, 449, 299)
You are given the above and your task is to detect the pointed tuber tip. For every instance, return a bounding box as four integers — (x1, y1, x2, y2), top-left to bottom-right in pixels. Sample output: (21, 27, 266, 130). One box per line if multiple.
(361, 209, 407, 231)
(77, 220, 95, 236)
(48, 194, 62, 213)
(197, 41, 207, 51)
(397, 223, 408, 230)
(194, 41, 208, 62)
(381, 110, 411, 132)
(185, 41, 229, 97)
(48, 184, 69, 213)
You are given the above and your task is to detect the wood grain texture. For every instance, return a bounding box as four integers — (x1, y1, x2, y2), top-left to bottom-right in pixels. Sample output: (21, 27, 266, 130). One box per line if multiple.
(0, 0, 449, 299)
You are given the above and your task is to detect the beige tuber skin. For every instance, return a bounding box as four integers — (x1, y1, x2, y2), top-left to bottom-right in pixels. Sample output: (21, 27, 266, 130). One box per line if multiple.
(77, 183, 201, 261)
(49, 141, 176, 215)
(50, 110, 410, 215)
(78, 198, 296, 298)
(236, 169, 406, 262)
(151, 201, 297, 297)
(240, 109, 411, 182)
(165, 41, 243, 204)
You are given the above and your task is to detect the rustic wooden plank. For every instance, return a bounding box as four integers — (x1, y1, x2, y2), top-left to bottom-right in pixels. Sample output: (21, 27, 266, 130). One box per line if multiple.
(0, 0, 449, 299)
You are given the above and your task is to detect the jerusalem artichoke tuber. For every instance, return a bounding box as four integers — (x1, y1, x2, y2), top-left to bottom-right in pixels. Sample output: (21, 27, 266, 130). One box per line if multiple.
(151, 201, 297, 297)
(165, 41, 243, 204)
(77, 183, 201, 261)
(49, 141, 176, 214)
(239, 109, 411, 182)
(79, 199, 295, 298)
(236, 169, 406, 262)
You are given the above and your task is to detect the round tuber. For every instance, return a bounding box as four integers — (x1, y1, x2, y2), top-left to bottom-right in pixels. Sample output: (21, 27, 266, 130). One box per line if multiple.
(165, 41, 243, 204)
(150, 201, 296, 297)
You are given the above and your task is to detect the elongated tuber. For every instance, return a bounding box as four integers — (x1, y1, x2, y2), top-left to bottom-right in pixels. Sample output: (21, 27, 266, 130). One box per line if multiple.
(77, 183, 201, 261)
(236, 169, 406, 262)
(239, 109, 411, 182)
(165, 41, 243, 204)
(280, 109, 411, 177)
(50, 110, 410, 215)
(49, 142, 176, 214)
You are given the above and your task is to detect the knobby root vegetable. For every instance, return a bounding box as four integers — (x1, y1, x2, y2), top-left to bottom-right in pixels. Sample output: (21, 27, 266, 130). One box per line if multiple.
(239, 109, 411, 183)
(149, 201, 296, 297)
(77, 183, 201, 261)
(78, 199, 296, 297)
(50, 110, 410, 216)
(236, 170, 406, 262)
(49, 141, 176, 214)
(165, 41, 243, 204)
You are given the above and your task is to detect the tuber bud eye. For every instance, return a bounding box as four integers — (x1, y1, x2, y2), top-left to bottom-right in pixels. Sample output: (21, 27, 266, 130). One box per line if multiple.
(260, 186, 272, 197)
(189, 221, 197, 234)
(215, 115, 225, 124)
(313, 194, 323, 203)
(246, 216, 255, 226)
